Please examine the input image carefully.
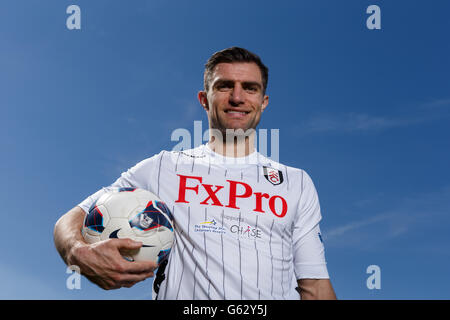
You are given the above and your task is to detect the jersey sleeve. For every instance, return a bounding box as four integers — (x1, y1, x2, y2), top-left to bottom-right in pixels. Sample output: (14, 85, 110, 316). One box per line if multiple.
(77, 151, 164, 214)
(292, 170, 329, 280)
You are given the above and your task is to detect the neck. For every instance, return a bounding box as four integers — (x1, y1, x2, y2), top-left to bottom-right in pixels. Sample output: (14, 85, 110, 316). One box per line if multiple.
(207, 129, 256, 158)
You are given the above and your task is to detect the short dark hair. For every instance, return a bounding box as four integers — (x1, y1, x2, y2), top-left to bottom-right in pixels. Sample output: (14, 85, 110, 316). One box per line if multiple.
(203, 47, 269, 94)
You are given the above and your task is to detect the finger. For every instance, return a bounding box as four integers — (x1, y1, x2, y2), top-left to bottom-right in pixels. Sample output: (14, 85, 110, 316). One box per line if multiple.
(114, 270, 155, 285)
(92, 268, 153, 290)
(110, 238, 143, 250)
(122, 259, 158, 274)
(104, 239, 158, 273)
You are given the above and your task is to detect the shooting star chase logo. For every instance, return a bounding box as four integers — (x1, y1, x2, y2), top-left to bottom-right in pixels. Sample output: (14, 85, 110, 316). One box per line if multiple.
(194, 219, 226, 234)
(193, 216, 265, 242)
(200, 219, 217, 225)
(229, 224, 264, 241)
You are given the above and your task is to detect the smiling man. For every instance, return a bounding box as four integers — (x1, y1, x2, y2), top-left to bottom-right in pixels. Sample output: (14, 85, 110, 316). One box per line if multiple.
(54, 47, 336, 300)
(201, 60, 268, 132)
(198, 53, 269, 159)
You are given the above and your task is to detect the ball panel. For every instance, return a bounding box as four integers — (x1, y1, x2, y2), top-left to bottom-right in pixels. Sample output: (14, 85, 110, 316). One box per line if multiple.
(83, 204, 110, 236)
(101, 217, 135, 241)
(134, 227, 162, 262)
(103, 192, 141, 219)
(82, 229, 101, 244)
(154, 200, 173, 222)
(118, 187, 136, 192)
(134, 188, 159, 205)
(158, 229, 175, 249)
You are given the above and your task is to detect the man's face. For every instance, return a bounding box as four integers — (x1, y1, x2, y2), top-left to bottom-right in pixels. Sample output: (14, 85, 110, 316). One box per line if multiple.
(199, 62, 269, 134)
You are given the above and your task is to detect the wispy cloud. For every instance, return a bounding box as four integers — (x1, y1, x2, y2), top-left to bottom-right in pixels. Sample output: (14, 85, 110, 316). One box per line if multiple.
(302, 112, 423, 133)
(422, 98, 450, 108)
(296, 97, 450, 135)
(322, 186, 450, 251)
(323, 212, 392, 240)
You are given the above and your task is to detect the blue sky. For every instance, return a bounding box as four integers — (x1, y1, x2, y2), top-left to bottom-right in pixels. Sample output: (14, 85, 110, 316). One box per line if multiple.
(1, 0, 449, 299)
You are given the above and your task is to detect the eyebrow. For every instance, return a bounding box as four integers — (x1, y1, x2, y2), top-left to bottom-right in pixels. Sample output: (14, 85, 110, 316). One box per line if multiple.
(213, 79, 262, 89)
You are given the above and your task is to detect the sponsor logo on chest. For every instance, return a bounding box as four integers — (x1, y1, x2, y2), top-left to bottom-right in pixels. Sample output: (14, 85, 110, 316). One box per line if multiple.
(175, 174, 288, 218)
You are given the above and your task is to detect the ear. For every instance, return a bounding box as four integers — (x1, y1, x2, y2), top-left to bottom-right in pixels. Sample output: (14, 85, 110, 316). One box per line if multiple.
(261, 94, 269, 112)
(198, 91, 209, 111)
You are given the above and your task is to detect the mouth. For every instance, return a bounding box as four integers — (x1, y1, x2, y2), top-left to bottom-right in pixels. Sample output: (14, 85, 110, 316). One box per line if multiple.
(224, 110, 250, 115)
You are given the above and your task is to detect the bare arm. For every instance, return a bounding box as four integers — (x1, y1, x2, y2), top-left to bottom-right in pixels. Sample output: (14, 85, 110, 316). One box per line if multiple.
(53, 206, 87, 265)
(297, 279, 337, 300)
(53, 206, 157, 290)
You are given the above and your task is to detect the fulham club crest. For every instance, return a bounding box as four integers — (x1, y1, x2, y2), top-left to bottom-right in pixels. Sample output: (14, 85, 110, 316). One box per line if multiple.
(263, 166, 284, 186)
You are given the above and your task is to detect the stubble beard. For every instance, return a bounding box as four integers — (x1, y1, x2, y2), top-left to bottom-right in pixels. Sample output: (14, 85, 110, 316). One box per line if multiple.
(208, 111, 260, 143)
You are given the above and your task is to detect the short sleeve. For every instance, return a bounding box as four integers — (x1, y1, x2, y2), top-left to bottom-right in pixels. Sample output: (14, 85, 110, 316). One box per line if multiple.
(292, 170, 329, 279)
(77, 151, 164, 214)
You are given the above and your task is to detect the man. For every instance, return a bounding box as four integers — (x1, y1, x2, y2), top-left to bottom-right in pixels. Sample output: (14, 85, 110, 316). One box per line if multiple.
(54, 47, 337, 299)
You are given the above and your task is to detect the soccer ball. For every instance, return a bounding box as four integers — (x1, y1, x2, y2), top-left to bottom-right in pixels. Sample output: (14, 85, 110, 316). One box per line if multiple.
(81, 187, 174, 263)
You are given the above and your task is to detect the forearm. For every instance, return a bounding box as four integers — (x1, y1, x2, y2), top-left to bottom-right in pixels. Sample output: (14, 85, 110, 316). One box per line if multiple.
(53, 206, 87, 265)
(54, 205, 157, 290)
(298, 279, 337, 300)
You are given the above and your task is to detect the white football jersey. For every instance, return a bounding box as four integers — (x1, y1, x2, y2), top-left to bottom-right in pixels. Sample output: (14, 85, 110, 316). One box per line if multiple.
(78, 144, 329, 300)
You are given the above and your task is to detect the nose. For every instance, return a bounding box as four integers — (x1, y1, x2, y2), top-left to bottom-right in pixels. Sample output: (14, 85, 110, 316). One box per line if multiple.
(229, 84, 245, 106)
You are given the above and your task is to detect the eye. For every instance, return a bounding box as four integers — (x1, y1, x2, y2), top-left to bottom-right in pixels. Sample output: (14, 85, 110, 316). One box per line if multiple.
(214, 81, 233, 91)
(217, 84, 232, 91)
(245, 86, 258, 92)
